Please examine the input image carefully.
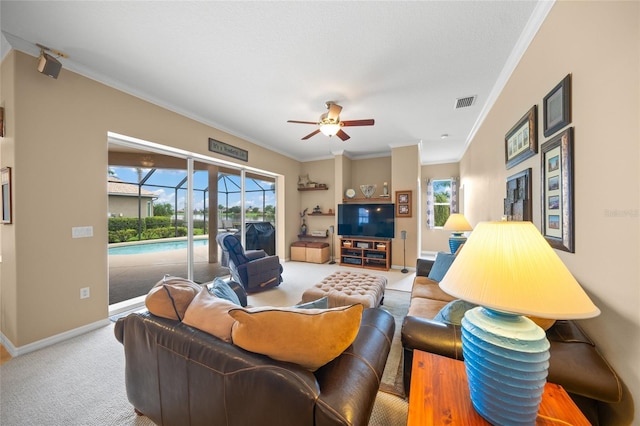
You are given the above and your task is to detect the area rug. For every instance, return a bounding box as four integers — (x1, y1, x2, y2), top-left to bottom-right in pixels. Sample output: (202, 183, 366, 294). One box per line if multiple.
(378, 289, 410, 397)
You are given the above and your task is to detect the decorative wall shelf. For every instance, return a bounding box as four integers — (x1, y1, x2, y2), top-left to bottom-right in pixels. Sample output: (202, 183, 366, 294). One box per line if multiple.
(298, 186, 328, 191)
(297, 234, 328, 239)
(308, 213, 335, 216)
(342, 197, 392, 203)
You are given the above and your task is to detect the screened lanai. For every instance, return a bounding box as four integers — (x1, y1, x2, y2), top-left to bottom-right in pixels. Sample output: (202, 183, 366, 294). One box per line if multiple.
(107, 146, 277, 306)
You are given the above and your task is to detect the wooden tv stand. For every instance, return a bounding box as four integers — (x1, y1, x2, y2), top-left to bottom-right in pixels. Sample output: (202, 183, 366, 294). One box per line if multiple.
(339, 237, 391, 271)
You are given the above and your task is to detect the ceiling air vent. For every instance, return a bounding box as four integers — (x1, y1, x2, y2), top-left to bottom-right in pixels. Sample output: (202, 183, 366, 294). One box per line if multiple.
(454, 95, 477, 109)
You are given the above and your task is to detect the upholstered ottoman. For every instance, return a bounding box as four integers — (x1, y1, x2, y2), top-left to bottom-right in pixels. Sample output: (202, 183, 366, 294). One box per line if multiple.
(301, 271, 387, 308)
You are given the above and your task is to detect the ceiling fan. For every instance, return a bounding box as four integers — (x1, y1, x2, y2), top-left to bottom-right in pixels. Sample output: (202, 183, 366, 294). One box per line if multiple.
(287, 102, 374, 141)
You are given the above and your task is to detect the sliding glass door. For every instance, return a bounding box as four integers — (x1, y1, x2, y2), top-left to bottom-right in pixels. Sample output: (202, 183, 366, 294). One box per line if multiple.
(107, 138, 277, 309)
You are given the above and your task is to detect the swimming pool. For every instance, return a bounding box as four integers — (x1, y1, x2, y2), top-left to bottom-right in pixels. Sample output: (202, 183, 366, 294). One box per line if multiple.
(109, 239, 208, 255)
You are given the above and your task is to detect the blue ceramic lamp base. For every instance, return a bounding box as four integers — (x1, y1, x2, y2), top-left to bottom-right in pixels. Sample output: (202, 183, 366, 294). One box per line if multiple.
(461, 307, 550, 426)
(448, 232, 467, 254)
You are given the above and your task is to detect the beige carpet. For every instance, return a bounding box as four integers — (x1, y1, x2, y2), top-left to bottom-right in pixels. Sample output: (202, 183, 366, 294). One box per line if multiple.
(2, 261, 412, 425)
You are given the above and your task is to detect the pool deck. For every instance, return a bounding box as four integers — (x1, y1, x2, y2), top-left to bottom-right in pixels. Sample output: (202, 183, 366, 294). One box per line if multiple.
(109, 242, 229, 305)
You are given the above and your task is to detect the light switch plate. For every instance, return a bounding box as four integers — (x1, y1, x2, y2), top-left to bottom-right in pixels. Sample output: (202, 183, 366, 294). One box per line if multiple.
(72, 226, 93, 238)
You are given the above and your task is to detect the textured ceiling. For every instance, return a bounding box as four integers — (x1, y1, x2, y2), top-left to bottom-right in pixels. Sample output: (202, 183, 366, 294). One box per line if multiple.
(1, 1, 552, 164)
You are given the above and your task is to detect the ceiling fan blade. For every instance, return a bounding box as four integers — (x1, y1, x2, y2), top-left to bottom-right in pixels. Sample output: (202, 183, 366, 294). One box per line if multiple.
(326, 102, 342, 120)
(336, 129, 350, 141)
(341, 119, 375, 127)
(288, 120, 318, 125)
(302, 129, 321, 140)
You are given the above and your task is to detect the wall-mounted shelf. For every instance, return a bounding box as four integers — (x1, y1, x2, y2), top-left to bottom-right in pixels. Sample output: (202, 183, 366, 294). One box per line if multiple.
(298, 234, 328, 239)
(342, 197, 392, 203)
(298, 186, 328, 191)
(308, 213, 335, 216)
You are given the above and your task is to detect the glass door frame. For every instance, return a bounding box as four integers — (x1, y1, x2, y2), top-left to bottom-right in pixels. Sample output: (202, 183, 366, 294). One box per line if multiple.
(108, 132, 278, 284)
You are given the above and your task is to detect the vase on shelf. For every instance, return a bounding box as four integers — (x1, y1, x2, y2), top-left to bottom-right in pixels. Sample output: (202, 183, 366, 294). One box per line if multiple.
(301, 219, 307, 235)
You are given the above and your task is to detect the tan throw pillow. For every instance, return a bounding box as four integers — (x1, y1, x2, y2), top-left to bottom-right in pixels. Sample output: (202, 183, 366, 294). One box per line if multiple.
(182, 287, 238, 342)
(145, 276, 201, 321)
(229, 304, 363, 371)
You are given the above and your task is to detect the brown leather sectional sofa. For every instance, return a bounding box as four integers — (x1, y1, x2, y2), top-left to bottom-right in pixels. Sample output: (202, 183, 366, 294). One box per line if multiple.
(115, 307, 394, 426)
(401, 258, 623, 425)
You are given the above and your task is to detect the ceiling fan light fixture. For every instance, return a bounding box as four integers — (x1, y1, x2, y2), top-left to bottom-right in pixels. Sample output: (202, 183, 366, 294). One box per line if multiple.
(319, 122, 341, 137)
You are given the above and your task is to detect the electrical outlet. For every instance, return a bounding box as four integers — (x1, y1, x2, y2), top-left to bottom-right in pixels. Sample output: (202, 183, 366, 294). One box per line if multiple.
(80, 287, 90, 299)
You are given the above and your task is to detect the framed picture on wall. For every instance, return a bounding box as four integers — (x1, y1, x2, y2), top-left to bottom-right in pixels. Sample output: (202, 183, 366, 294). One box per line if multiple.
(395, 190, 412, 217)
(504, 168, 532, 221)
(505, 105, 538, 169)
(543, 74, 571, 138)
(541, 127, 574, 252)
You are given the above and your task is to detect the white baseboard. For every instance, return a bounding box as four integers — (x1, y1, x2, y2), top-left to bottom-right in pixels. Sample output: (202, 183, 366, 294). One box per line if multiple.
(0, 318, 110, 358)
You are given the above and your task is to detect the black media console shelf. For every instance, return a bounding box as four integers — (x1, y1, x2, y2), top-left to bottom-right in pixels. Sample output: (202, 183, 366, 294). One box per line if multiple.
(339, 237, 391, 271)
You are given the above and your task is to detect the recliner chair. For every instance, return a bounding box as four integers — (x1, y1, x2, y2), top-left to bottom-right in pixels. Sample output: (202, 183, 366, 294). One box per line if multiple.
(217, 233, 283, 293)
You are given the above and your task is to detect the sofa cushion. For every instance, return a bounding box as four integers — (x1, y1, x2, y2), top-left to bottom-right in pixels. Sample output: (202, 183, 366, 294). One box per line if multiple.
(145, 276, 201, 321)
(407, 297, 450, 319)
(427, 252, 456, 282)
(412, 276, 457, 302)
(182, 287, 238, 342)
(433, 299, 478, 325)
(229, 304, 363, 371)
(209, 277, 241, 305)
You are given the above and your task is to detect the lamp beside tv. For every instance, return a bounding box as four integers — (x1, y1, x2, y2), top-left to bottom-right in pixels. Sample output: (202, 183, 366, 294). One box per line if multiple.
(443, 213, 473, 253)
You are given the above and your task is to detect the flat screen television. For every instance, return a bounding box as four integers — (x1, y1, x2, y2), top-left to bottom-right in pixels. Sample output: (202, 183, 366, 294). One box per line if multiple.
(337, 203, 395, 239)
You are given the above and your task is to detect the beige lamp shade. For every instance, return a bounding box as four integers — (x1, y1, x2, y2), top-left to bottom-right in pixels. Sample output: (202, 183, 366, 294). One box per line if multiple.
(443, 213, 473, 232)
(439, 221, 600, 319)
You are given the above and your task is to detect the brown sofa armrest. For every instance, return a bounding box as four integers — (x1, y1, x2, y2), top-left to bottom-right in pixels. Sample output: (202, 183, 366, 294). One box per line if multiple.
(400, 315, 463, 396)
(547, 321, 622, 404)
(401, 315, 463, 358)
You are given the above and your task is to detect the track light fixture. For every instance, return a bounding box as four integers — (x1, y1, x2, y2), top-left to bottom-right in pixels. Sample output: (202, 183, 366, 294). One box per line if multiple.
(36, 43, 67, 79)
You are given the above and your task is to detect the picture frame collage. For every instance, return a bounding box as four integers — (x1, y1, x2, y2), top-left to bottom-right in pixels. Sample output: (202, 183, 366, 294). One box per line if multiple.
(504, 73, 574, 252)
(395, 190, 412, 218)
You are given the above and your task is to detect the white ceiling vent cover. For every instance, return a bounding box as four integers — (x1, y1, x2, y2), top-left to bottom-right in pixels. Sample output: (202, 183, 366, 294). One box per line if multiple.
(454, 95, 477, 109)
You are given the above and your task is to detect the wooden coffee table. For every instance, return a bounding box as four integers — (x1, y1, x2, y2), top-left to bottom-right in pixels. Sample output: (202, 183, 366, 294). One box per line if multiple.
(407, 350, 591, 426)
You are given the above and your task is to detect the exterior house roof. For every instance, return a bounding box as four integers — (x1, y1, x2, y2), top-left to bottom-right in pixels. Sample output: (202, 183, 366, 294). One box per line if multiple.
(108, 177, 157, 199)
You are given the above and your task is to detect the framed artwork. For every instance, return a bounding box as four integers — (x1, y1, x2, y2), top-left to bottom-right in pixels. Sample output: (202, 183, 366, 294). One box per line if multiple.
(505, 105, 537, 169)
(395, 190, 412, 217)
(541, 127, 574, 252)
(0, 107, 4, 137)
(504, 168, 532, 221)
(1, 167, 11, 224)
(543, 74, 571, 138)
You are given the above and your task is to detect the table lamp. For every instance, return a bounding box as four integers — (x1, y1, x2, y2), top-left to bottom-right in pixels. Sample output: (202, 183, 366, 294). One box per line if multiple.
(443, 213, 473, 253)
(439, 221, 600, 426)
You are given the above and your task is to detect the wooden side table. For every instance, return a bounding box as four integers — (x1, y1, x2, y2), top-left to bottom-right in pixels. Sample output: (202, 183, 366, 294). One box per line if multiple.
(407, 350, 591, 426)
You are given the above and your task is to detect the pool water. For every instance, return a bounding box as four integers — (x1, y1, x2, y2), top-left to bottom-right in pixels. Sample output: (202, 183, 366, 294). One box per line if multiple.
(109, 239, 208, 255)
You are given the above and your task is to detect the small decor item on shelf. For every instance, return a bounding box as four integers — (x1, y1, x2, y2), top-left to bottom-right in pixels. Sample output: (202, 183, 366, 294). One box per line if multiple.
(382, 182, 389, 197)
(360, 184, 377, 198)
(345, 188, 356, 199)
(313, 205, 322, 214)
(300, 208, 308, 235)
(298, 174, 310, 188)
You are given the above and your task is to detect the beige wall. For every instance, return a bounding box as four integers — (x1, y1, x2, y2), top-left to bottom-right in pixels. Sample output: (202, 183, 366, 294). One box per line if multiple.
(461, 2, 638, 422)
(420, 162, 460, 255)
(0, 50, 302, 348)
(391, 145, 420, 268)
